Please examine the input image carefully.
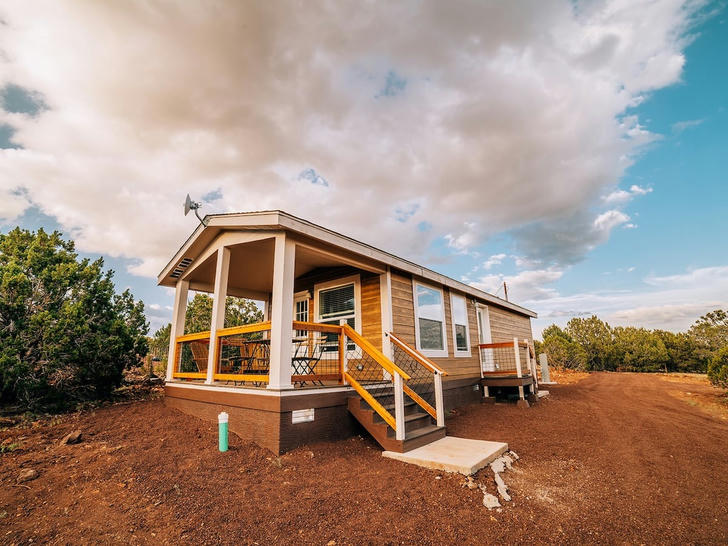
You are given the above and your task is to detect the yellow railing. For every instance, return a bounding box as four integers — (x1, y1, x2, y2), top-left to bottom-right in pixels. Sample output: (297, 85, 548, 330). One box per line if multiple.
(214, 321, 272, 384)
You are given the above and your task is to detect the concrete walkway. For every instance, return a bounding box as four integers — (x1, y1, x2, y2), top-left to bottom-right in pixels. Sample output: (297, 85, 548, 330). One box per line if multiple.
(382, 436, 508, 475)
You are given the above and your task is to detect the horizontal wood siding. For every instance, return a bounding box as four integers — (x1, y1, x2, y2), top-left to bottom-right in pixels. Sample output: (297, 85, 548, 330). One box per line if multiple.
(390, 269, 481, 379)
(391, 270, 416, 345)
(360, 274, 382, 351)
(488, 305, 534, 343)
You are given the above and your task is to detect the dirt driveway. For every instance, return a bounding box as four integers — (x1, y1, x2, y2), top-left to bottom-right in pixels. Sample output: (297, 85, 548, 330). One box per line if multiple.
(1, 373, 727, 544)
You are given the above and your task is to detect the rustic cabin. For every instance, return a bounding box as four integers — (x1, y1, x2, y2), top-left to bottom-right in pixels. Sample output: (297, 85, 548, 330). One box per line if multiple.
(159, 211, 539, 454)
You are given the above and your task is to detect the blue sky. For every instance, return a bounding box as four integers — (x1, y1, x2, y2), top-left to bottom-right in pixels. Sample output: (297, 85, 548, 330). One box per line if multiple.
(1, 1, 726, 336)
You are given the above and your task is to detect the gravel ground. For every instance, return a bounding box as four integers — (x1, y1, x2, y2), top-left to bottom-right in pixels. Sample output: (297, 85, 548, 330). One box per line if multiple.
(1, 372, 726, 545)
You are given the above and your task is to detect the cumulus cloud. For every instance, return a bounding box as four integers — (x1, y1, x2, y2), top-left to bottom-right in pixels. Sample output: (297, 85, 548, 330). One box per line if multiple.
(513, 209, 630, 265)
(530, 265, 728, 335)
(0, 0, 704, 276)
(483, 253, 507, 270)
(471, 267, 565, 302)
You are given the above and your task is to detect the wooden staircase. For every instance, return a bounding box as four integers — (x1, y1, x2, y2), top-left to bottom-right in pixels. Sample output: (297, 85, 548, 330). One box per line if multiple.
(348, 389, 446, 453)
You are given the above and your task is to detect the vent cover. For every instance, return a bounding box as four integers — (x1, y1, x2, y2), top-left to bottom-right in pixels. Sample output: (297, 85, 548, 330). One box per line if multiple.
(169, 257, 193, 279)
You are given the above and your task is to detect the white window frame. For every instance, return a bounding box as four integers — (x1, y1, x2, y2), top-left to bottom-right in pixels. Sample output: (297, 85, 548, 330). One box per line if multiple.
(412, 280, 448, 359)
(450, 292, 471, 357)
(293, 290, 310, 339)
(313, 274, 361, 334)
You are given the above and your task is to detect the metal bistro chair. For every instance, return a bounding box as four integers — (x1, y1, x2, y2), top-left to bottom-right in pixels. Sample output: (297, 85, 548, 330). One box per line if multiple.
(292, 338, 326, 386)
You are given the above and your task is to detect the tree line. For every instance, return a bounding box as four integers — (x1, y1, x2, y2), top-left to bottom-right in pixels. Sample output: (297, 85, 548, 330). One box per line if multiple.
(536, 311, 728, 388)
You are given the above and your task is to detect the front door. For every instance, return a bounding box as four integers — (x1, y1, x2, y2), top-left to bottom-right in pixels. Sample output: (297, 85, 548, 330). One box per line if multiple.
(476, 306, 495, 373)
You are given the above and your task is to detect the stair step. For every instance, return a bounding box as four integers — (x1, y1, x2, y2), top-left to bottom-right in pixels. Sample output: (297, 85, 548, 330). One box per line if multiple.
(403, 425, 446, 452)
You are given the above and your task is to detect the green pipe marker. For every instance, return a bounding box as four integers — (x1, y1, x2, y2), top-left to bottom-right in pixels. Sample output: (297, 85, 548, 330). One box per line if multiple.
(218, 411, 229, 452)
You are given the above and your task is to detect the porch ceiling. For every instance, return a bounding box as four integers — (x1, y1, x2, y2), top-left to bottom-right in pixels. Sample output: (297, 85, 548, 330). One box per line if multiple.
(185, 238, 361, 299)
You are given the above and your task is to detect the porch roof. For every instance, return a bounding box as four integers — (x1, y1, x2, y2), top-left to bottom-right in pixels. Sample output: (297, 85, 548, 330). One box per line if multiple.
(157, 210, 537, 318)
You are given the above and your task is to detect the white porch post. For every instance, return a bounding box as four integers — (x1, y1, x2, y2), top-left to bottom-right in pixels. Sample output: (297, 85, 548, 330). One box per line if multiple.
(165, 279, 189, 382)
(205, 247, 230, 384)
(268, 234, 295, 390)
(434, 372, 445, 427)
(514, 336, 525, 400)
(380, 268, 394, 359)
(393, 372, 406, 441)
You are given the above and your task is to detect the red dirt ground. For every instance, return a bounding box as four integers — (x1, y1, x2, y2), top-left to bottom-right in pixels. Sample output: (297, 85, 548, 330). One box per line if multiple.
(2, 372, 727, 545)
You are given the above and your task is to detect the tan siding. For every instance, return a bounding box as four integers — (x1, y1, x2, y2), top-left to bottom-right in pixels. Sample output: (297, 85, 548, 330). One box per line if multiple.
(487, 305, 534, 343)
(390, 270, 416, 346)
(390, 269, 480, 379)
(360, 274, 382, 351)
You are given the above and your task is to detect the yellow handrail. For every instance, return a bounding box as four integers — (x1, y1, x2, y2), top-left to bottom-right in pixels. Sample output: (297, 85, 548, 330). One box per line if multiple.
(345, 372, 397, 430)
(387, 333, 448, 376)
(342, 324, 411, 381)
(217, 321, 272, 337)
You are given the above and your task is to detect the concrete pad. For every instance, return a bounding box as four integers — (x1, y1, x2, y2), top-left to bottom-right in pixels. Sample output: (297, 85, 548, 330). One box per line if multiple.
(540, 381, 558, 385)
(537, 390, 550, 398)
(382, 436, 508, 476)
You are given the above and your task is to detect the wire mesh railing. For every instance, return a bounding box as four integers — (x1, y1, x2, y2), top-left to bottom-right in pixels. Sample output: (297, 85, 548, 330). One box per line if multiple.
(387, 333, 447, 427)
(214, 322, 271, 385)
(291, 321, 344, 386)
(479, 340, 532, 376)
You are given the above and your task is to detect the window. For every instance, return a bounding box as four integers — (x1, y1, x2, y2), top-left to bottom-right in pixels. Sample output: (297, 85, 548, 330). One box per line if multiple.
(319, 283, 355, 329)
(413, 282, 448, 358)
(293, 292, 309, 338)
(450, 293, 470, 356)
(314, 276, 361, 351)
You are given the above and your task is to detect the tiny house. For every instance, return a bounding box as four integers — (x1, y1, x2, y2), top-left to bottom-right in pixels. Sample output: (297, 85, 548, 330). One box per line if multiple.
(159, 211, 538, 454)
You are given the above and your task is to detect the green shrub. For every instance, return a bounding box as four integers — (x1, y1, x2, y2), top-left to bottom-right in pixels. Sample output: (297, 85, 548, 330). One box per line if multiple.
(707, 346, 728, 389)
(0, 228, 148, 411)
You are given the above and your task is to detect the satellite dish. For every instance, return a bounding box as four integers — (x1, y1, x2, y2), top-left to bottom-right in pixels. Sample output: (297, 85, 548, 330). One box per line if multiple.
(183, 194, 205, 226)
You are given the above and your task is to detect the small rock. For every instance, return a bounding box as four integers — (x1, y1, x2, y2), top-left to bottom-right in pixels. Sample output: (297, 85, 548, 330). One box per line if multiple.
(435, 475, 442, 480)
(327, 541, 336, 546)
(508, 450, 519, 460)
(305, 451, 314, 458)
(482, 492, 501, 509)
(502, 454, 513, 470)
(60, 430, 82, 445)
(17, 469, 39, 483)
(490, 458, 506, 474)
(494, 472, 511, 502)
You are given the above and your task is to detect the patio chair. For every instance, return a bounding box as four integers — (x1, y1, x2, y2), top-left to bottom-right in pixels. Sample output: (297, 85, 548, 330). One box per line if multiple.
(189, 342, 209, 374)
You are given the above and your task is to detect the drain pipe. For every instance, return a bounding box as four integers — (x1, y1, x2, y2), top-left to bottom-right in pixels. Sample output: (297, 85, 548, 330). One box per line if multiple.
(218, 412, 229, 452)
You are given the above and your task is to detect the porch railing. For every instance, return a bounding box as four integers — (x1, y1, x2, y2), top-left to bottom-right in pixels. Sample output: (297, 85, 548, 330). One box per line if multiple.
(171, 321, 449, 437)
(479, 338, 538, 384)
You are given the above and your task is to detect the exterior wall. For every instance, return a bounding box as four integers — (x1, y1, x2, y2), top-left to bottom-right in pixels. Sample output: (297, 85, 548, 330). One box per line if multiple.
(294, 266, 382, 351)
(488, 305, 534, 343)
(360, 274, 382, 351)
(165, 380, 481, 454)
(390, 268, 533, 380)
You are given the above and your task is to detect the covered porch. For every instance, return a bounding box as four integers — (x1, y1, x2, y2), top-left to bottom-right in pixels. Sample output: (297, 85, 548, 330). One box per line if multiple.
(163, 230, 390, 391)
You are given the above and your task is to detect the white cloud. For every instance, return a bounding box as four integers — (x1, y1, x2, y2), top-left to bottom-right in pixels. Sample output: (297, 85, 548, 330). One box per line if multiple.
(530, 265, 728, 336)
(514, 208, 630, 265)
(602, 184, 653, 205)
(672, 118, 704, 133)
(0, 1, 704, 275)
(483, 253, 507, 270)
(471, 267, 565, 302)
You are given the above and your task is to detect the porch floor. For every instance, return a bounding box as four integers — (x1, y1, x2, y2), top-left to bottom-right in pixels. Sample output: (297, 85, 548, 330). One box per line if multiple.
(382, 436, 508, 476)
